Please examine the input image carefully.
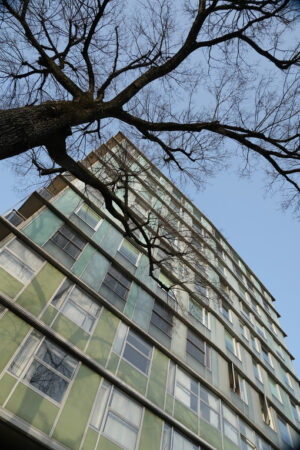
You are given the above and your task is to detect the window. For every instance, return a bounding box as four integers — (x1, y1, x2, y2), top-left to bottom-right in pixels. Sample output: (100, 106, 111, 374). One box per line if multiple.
(9, 331, 77, 403)
(291, 401, 300, 423)
(150, 301, 173, 341)
(84, 185, 104, 208)
(73, 203, 101, 230)
(233, 264, 243, 282)
(219, 280, 231, 302)
(228, 363, 248, 404)
(0, 238, 43, 284)
(200, 385, 221, 429)
(90, 382, 142, 450)
(194, 259, 206, 275)
(253, 360, 263, 383)
(225, 331, 240, 359)
(240, 303, 252, 324)
(262, 346, 273, 367)
(268, 377, 282, 402)
(240, 420, 256, 450)
(118, 239, 140, 265)
(194, 277, 207, 299)
(251, 335, 260, 353)
(283, 371, 293, 389)
(102, 265, 131, 300)
(162, 424, 198, 450)
(51, 281, 101, 332)
(122, 329, 152, 375)
(277, 416, 292, 447)
(221, 301, 231, 322)
(192, 221, 203, 236)
(5, 209, 25, 226)
(50, 224, 86, 261)
(275, 344, 284, 360)
(186, 329, 211, 369)
(189, 298, 210, 328)
(240, 322, 249, 341)
(191, 235, 203, 251)
(158, 272, 175, 299)
(256, 323, 266, 340)
(259, 394, 274, 429)
(222, 405, 239, 446)
(271, 323, 278, 335)
(174, 367, 198, 412)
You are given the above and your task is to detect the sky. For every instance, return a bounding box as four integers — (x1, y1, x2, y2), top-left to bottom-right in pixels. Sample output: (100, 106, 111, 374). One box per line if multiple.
(0, 155, 299, 377)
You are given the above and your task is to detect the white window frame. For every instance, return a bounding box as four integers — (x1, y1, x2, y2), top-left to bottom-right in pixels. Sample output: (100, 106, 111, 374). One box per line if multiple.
(253, 360, 263, 383)
(268, 377, 282, 403)
(188, 298, 210, 329)
(8, 331, 77, 405)
(118, 238, 141, 266)
(240, 322, 249, 341)
(51, 281, 101, 333)
(73, 203, 102, 231)
(225, 331, 241, 360)
(220, 300, 232, 323)
(0, 238, 44, 284)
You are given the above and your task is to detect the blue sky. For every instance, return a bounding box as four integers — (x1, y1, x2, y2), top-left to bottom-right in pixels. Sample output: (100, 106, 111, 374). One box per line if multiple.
(0, 155, 299, 377)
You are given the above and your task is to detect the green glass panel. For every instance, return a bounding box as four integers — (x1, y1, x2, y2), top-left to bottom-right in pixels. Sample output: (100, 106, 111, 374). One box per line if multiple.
(17, 263, 64, 316)
(53, 365, 101, 449)
(0, 373, 16, 405)
(23, 209, 63, 246)
(147, 349, 168, 408)
(0, 267, 23, 298)
(52, 313, 90, 351)
(0, 311, 30, 373)
(138, 410, 162, 450)
(117, 359, 147, 394)
(6, 383, 59, 435)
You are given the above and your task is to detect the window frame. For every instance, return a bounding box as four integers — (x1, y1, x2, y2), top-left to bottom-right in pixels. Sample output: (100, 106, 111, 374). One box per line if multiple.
(150, 301, 173, 340)
(225, 331, 241, 360)
(0, 238, 44, 284)
(49, 224, 87, 261)
(118, 238, 140, 266)
(186, 328, 211, 369)
(121, 329, 153, 375)
(188, 298, 210, 329)
(8, 332, 77, 405)
(73, 202, 102, 231)
(102, 265, 132, 301)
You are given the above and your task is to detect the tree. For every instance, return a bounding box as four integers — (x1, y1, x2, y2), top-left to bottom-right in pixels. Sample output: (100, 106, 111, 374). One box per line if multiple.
(0, 0, 299, 288)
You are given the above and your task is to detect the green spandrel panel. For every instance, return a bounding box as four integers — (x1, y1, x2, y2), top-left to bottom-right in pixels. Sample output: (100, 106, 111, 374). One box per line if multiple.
(97, 435, 122, 450)
(23, 208, 63, 246)
(138, 410, 163, 450)
(147, 348, 168, 409)
(0, 373, 16, 405)
(223, 436, 240, 450)
(132, 289, 154, 331)
(135, 255, 157, 290)
(53, 188, 82, 217)
(92, 220, 108, 245)
(165, 393, 174, 415)
(71, 244, 96, 277)
(52, 313, 90, 351)
(106, 352, 119, 374)
(117, 359, 147, 394)
(82, 428, 98, 450)
(81, 251, 109, 292)
(16, 263, 64, 317)
(86, 309, 119, 366)
(0, 311, 30, 373)
(199, 419, 222, 449)
(99, 224, 122, 255)
(41, 305, 57, 326)
(124, 282, 139, 319)
(174, 400, 198, 434)
(52, 365, 101, 449)
(0, 267, 23, 298)
(5, 383, 59, 435)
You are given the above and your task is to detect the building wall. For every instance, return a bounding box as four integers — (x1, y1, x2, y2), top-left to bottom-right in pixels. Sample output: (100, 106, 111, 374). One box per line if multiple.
(0, 133, 299, 450)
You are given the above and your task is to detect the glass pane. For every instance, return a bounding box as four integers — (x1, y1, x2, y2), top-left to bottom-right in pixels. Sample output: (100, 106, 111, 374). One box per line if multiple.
(187, 341, 205, 365)
(151, 312, 171, 337)
(7, 240, 43, 271)
(200, 402, 220, 429)
(62, 300, 94, 332)
(25, 361, 68, 402)
(69, 287, 100, 317)
(104, 413, 137, 450)
(0, 249, 33, 283)
(76, 204, 100, 229)
(223, 420, 239, 445)
(200, 386, 219, 410)
(9, 331, 41, 377)
(36, 341, 77, 378)
(119, 240, 139, 265)
(127, 331, 151, 357)
(52, 232, 69, 248)
(173, 430, 198, 450)
(90, 382, 110, 429)
(65, 241, 81, 259)
(123, 344, 149, 374)
(110, 390, 141, 427)
(51, 279, 73, 307)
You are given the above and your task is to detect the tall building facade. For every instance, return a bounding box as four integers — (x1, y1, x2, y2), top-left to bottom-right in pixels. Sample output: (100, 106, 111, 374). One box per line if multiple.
(0, 133, 299, 450)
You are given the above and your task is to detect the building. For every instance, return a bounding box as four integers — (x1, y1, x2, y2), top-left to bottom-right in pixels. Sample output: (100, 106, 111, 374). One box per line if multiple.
(0, 132, 299, 450)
